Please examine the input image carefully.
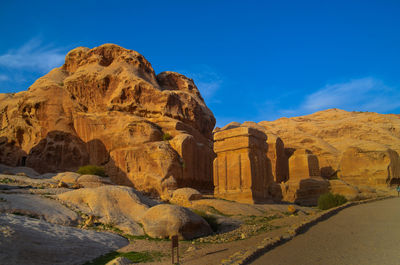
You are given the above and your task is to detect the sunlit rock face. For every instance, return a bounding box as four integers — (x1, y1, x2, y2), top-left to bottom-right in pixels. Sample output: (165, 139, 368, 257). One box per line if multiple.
(213, 126, 273, 204)
(0, 44, 216, 198)
(258, 109, 400, 188)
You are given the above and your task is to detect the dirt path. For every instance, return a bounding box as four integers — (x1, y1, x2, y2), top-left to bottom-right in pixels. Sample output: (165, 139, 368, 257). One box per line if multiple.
(251, 197, 400, 265)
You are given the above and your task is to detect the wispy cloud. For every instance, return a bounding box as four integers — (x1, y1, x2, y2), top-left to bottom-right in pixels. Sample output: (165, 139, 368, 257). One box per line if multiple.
(0, 38, 65, 73)
(259, 77, 400, 121)
(300, 77, 400, 113)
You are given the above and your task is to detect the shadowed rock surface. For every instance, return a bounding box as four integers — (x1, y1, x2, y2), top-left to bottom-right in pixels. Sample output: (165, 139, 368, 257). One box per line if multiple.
(0, 213, 128, 265)
(0, 194, 78, 225)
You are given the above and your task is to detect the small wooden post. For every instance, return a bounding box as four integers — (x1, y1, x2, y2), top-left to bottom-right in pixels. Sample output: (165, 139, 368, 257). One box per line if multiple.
(171, 235, 179, 264)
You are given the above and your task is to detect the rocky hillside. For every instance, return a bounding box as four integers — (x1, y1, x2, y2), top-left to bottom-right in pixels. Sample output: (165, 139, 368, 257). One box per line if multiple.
(224, 109, 400, 188)
(0, 44, 215, 199)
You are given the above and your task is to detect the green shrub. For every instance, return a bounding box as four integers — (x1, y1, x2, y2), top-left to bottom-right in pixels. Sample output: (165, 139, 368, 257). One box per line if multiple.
(193, 210, 219, 232)
(83, 251, 164, 265)
(318, 192, 347, 210)
(77, 165, 107, 177)
(162, 133, 172, 141)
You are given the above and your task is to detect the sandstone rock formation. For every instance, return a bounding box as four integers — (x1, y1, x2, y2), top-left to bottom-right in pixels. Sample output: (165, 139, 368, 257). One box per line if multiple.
(57, 185, 157, 235)
(0, 193, 78, 225)
(140, 204, 212, 240)
(339, 147, 400, 186)
(281, 149, 329, 205)
(0, 44, 216, 198)
(213, 127, 273, 203)
(0, 213, 128, 265)
(52, 172, 112, 188)
(170, 187, 202, 206)
(216, 109, 400, 202)
(258, 109, 400, 184)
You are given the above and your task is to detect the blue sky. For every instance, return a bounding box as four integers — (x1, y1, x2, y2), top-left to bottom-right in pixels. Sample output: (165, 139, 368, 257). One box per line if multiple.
(1, 0, 399, 126)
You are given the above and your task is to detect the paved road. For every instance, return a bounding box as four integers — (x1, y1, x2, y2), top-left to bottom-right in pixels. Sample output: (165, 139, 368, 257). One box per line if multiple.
(251, 198, 400, 265)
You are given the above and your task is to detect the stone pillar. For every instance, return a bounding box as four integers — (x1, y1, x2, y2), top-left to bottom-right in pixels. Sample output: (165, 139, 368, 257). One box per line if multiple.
(213, 127, 272, 204)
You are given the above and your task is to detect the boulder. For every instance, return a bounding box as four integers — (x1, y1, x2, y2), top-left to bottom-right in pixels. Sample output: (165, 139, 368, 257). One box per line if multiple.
(171, 188, 202, 206)
(52, 172, 112, 188)
(57, 185, 156, 235)
(140, 204, 212, 240)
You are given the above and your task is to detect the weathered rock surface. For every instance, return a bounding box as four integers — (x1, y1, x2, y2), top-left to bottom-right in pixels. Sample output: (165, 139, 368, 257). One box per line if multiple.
(170, 187, 202, 206)
(328, 179, 360, 200)
(140, 204, 212, 240)
(0, 194, 78, 225)
(339, 147, 400, 186)
(57, 185, 157, 235)
(53, 172, 112, 188)
(279, 149, 329, 205)
(258, 109, 400, 184)
(0, 44, 215, 198)
(0, 213, 128, 265)
(213, 127, 273, 203)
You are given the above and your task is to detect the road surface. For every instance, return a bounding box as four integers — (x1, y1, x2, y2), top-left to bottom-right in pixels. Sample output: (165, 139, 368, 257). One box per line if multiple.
(251, 197, 400, 265)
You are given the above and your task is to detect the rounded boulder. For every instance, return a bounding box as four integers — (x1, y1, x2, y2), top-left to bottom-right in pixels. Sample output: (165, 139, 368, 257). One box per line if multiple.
(140, 204, 212, 240)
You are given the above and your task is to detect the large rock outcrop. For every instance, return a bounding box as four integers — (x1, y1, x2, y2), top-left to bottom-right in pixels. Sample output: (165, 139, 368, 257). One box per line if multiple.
(339, 147, 400, 186)
(258, 109, 400, 187)
(0, 44, 216, 198)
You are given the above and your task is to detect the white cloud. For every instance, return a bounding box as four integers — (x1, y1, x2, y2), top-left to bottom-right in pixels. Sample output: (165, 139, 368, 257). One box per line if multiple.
(258, 77, 400, 121)
(0, 38, 65, 73)
(300, 77, 400, 113)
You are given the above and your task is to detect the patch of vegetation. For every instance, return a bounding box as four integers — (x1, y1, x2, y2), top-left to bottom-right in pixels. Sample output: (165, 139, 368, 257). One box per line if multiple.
(83, 250, 164, 265)
(0, 197, 7, 202)
(318, 192, 347, 210)
(96, 223, 124, 234)
(162, 133, 173, 141)
(76, 165, 107, 177)
(206, 206, 231, 217)
(193, 209, 220, 232)
(0, 178, 17, 184)
(123, 233, 169, 242)
(242, 215, 280, 233)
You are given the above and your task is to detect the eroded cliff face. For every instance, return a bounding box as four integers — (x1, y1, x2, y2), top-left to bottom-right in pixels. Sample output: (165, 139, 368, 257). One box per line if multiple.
(258, 109, 400, 182)
(0, 44, 216, 198)
(215, 109, 400, 204)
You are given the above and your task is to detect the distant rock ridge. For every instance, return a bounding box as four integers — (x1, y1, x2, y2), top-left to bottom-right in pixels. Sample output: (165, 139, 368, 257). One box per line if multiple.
(0, 44, 216, 198)
(214, 109, 400, 204)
